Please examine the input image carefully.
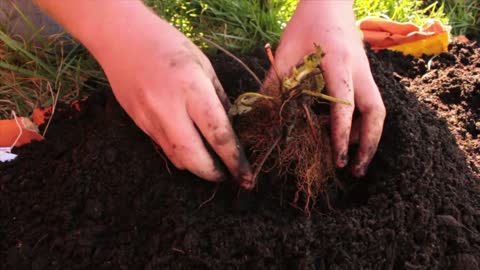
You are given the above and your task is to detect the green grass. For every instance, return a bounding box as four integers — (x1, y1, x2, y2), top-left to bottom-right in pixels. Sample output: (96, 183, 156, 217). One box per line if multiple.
(443, 0, 480, 35)
(0, 31, 107, 118)
(0, 0, 478, 119)
(0, 2, 106, 118)
(145, 0, 297, 53)
(148, 0, 478, 47)
(353, 0, 448, 25)
(144, 0, 203, 40)
(192, 0, 297, 53)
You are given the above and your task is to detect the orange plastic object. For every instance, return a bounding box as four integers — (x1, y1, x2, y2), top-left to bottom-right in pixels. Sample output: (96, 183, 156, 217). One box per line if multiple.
(1, 100, 83, 148)
(32, 107, 52, 126)
(0, 117, 43, 147)
(388, 32, 449, 58)
(358, 17, 450, 57)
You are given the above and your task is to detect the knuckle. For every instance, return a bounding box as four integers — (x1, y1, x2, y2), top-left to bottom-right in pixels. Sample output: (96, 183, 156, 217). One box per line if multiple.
(168, 49, 204, 72)
(212, 127, 234, 147)
(371, 100, 387, 120)
(378, 103, 387, 119)
(329, 47, 354, 64)
(322, 48, 354, 69)
(361, 99, 386, 117)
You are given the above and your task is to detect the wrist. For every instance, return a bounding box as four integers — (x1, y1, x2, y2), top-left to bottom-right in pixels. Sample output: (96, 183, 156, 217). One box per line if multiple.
(78, 3, 164, 61)
(33, 1, 172, 59)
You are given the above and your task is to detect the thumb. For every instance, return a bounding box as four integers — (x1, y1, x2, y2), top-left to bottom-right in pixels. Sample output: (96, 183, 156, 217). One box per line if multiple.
(261, 67, 281, 95)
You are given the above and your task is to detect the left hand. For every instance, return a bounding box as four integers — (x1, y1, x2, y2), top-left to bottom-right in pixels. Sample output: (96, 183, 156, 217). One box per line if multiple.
(263, 0, 386, 177)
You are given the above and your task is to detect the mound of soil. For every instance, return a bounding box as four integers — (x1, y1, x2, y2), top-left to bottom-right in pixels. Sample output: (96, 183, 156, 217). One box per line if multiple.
(378, 43, 480, 175)
(1, 43, 480, 269)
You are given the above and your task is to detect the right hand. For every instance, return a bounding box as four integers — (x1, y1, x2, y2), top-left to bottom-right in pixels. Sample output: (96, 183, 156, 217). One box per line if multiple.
(263, 1, 386, 177)
(88, 6, 254, 189)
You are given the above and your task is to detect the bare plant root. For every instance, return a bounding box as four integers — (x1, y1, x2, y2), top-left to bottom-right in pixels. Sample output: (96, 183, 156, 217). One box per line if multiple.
(229, 44, 349, 213)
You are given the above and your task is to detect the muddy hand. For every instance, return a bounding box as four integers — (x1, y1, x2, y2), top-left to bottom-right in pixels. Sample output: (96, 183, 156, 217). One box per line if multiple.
(103, 8, 255, 188)
(264, 0, 386, 177)
(33, 1, 254, 188)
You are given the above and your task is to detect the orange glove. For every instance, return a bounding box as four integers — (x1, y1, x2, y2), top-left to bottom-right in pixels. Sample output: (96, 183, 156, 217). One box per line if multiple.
(0, 117, 43, 147)
(358, 17, 450, 57)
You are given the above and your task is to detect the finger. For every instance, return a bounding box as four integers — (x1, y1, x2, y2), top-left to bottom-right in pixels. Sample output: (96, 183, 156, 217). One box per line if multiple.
(148, 106, 226, 183)
(352, 68, 386, 177)
(187, 71, 254, 189)
(150, 127, 185, 170)
(167, 115, 226, 183)
(349, 116, 361, 145)
(261, 67, 281, 94)
(321, 54, 355, 168)
(130, 110, 185, 169)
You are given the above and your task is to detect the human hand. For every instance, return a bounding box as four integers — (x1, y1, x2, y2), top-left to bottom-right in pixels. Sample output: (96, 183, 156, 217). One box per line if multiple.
(264, 0, 386, 177)
(86, 5, 254, 188)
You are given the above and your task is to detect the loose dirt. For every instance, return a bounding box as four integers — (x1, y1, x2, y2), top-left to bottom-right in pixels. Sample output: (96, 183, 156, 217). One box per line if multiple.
(378, 43, 479, 175)
(1, 42, 479, 269)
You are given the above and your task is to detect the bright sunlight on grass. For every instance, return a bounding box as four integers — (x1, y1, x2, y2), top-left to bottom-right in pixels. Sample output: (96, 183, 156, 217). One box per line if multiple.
(354, 0, 448, 25)
(145, 0, 478, 52)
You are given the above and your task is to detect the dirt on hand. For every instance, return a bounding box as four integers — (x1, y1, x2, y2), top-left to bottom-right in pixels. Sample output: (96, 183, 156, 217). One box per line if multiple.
(1, 42, 480, 269)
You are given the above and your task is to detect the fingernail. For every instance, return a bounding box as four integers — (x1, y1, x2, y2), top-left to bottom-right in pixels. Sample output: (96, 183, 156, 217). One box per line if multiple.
(236, 174, 255, 190)
(235, 145, 255, 189)
(234, 164, 255, 189)
(337, 152, 348, 168)
(353, 166, 366, 177)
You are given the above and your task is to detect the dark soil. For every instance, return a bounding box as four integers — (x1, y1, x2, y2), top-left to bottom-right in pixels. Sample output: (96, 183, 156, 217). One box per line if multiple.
(378, 42, 480, 175)
(1, 43, 480, 269)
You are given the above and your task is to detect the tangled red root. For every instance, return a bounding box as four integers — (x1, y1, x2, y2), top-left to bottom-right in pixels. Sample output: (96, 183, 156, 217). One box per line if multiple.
(233, 97, 335, 213)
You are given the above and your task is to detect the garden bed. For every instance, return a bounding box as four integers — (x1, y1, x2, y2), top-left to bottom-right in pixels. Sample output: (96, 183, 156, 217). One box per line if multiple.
(1, 42, 479, 269)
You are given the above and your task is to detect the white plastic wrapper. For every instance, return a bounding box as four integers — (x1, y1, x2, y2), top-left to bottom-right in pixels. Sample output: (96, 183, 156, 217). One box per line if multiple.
(0, 147, 17, 162)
